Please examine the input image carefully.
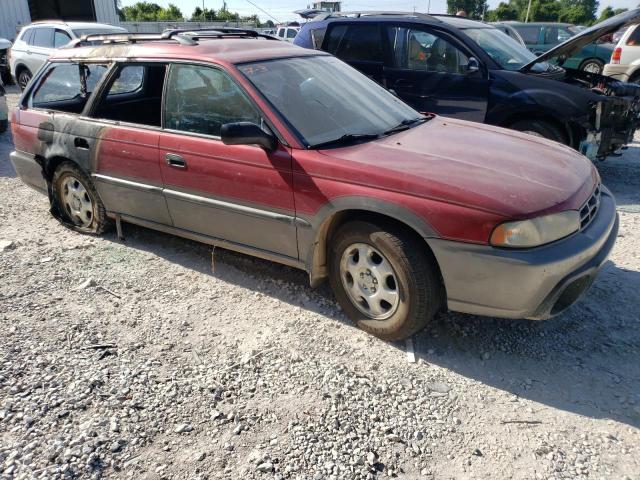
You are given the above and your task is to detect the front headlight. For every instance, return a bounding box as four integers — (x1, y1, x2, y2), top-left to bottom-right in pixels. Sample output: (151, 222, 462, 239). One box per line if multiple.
(490, 211, 580, 248)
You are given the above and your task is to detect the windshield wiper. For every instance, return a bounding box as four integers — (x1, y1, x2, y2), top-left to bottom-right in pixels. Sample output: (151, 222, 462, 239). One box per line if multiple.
(384, 116, 430, 135)
(310, 133, 381, 149)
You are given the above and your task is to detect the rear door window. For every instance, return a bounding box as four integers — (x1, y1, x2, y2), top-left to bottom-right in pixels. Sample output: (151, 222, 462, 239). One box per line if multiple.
(31, 63, 108, 113)
(32, 27, 54, 48)
(21, 28, 35, 45)
(164, 64, 261, 137)
(92, 64, 166, 127)
(514, 25, 541, 44)
(325, 24, 383, 62)
(287, 28, 298, 39)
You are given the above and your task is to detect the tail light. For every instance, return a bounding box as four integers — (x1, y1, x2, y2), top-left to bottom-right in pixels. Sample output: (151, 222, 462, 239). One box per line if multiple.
(611, 47, 622, 64)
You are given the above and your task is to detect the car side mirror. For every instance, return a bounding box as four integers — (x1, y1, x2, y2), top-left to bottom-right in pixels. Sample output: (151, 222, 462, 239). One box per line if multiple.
(466, 57, 481, 75)
(221, 122, 277, 151)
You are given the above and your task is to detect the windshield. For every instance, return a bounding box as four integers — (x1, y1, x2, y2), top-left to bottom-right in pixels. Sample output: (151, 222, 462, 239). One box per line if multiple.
(464, 27, 553, 72)
(238, 56, 422, 147)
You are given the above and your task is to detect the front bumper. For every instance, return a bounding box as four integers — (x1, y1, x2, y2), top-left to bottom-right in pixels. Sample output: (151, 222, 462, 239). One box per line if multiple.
(429, 186, 618, 319)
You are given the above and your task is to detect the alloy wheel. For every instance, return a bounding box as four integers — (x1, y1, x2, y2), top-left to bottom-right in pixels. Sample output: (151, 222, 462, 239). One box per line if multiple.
(339, 242, 400, 320)
(60, 175, 95, 228)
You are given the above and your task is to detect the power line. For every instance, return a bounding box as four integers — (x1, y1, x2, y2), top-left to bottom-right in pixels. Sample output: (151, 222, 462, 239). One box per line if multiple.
(243, 0, 282, 23)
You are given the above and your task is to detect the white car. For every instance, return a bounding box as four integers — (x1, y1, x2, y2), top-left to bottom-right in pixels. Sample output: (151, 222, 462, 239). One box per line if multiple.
(276, 26, 300, 42)
(603, 24, 640, 83)
(10, 21, 127, 90)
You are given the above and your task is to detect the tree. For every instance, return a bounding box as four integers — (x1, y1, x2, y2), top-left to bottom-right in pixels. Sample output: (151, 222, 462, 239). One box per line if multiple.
(529, 0, 562, 21)
(486, 2, 519, 21)
(557, 0, 599, 25)
(121, 2, 162, 21)
(446, 0, 489, 19)
(598, 6, 628, 21)
(157, 3, 183, 21)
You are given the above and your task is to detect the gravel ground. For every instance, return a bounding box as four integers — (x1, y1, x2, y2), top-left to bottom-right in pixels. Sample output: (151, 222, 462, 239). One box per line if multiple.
(1, 84, 639, 480)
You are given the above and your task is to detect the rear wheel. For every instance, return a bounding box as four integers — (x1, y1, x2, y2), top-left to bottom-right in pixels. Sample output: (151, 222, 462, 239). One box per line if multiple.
(17, 68, 32, 91)
(579, 58, 604, 75)
(51, 162, 109, 234)
(510, 119, 568, 145)
(329, 220, 444, 341)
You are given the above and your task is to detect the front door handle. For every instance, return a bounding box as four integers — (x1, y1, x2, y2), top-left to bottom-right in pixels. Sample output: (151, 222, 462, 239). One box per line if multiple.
(165, 153, 186, 168)
(74, 137, 89, 150)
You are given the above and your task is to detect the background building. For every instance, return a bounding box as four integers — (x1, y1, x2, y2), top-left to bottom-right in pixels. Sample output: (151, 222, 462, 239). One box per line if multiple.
(0, 0, 119, 40)
(311, 1, 341, 13)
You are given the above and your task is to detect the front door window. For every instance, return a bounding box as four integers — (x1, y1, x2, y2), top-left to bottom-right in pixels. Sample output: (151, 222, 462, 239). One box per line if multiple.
(164, 64, 261, 137)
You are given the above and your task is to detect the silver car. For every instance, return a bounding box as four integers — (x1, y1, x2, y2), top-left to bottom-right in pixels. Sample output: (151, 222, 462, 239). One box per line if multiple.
(9, 21, 126, 90)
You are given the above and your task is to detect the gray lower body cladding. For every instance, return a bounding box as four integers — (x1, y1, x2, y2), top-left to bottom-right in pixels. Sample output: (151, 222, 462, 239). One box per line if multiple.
(428, 186, 618, 319)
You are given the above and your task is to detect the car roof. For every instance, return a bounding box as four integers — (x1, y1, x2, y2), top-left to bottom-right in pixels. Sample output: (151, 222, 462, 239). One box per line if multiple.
(49, 37, 327, 64)
(25, 21, 125, 30)
(497, 21, 573, 27)
(307, 12, 493, 29)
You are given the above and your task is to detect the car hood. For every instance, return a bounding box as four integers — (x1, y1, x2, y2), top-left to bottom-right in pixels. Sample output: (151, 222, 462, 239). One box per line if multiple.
(318, 116, 598, 219)
(522, 9, 640, 71)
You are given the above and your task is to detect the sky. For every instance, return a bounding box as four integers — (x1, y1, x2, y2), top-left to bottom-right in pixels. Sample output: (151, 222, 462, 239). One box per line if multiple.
(120, 0, 638, 24)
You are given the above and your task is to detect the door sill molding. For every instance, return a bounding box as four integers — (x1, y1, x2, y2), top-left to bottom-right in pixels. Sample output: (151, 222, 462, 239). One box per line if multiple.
(110, 212, 307, 271)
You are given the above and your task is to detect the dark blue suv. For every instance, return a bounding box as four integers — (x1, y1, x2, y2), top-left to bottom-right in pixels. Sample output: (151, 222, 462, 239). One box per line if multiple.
(294, 11, 640, 160)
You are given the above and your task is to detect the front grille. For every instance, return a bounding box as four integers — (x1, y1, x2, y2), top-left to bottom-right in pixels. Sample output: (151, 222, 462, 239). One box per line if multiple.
(579, 184, 601, 230)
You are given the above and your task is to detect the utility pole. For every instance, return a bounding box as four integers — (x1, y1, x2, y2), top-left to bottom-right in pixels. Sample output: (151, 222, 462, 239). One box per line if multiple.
(525, 0, 532, 22)
(427, 0, 431, 13)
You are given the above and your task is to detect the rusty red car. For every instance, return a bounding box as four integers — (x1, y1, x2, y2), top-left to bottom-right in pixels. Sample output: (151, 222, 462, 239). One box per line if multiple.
(10, 30, 618, 340)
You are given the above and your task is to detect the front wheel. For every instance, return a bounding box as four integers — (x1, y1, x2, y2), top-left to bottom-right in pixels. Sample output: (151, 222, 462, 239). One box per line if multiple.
(51, 162, 109, 234)
(510, 119, 568, 145)
(17, 68, 32, 91)
(580, 58, 604, 75)
(329, 221, 444, 341)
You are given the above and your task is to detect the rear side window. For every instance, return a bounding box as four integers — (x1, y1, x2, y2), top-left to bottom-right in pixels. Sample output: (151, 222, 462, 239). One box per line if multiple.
(627, 26, 640, 46)
(278, 28, 285, 38)
(287, 28, 298, 39)
(32, 27, 54, 48)
(325, 24, 383, 62)
(31, 63, 108, 113)
(164, 64, 261, 137)
(514, 25, 540, 44)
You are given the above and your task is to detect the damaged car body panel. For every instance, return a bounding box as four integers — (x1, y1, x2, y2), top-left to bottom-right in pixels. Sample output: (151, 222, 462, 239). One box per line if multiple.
(294, 10, 640, 161)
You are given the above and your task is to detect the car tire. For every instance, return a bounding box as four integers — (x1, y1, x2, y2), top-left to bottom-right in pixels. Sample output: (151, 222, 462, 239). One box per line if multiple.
(51, 162, 110, 234)
(510, 119, 567, 145)
(0, 67, 12, 85)
(17, 68, 32, 91)
(579, 58, 604, 75)
(328, 220, 444, 341)
(0, 119, 7, 133)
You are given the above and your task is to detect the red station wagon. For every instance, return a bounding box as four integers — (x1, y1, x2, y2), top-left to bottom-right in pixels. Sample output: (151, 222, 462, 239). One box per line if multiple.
(10, 30, 619, 341)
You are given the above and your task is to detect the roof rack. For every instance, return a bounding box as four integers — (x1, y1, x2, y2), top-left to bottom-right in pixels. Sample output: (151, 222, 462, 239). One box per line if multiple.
(67, 28, 277, 48)
(311, 10, 439, 22)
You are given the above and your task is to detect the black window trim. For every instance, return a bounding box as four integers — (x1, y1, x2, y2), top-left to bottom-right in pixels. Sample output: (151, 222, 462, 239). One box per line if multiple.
(23, 58, 288, 145)
(84, 60, 166, 130)
(322, 21, 387, 66)
(160, 61, 285, 145)
(25, 60, 112, 115)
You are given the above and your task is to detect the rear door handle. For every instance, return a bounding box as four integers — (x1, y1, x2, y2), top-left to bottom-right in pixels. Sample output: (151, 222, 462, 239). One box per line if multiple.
(165, 153, 186, 168)
(74, 137, 89, 150)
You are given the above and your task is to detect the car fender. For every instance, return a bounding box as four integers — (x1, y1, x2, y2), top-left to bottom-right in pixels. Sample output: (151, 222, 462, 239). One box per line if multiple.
(297, 195, 439, 286)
